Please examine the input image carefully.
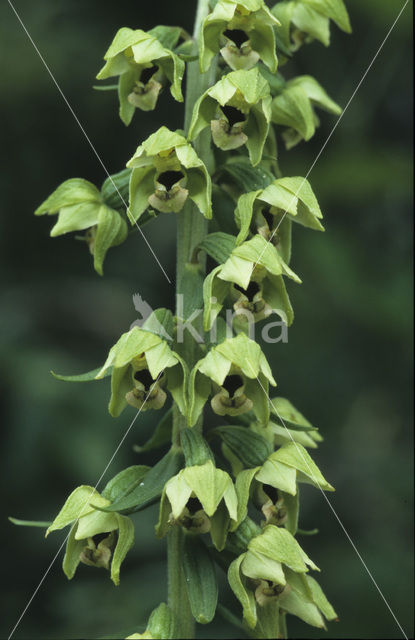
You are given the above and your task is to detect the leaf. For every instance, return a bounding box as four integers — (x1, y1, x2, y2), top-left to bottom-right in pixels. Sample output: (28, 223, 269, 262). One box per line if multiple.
(9, 517, 51, 528)
(100, 449, 183, 514)
(180, 429, 214, 467)
(217, 158, 274, 192)
(182, 535, 218, 624)
(133, 408, 172, 453)
(147, 602, 178, 639)
(102, 466, 150, 502)
(51, 366, 112, 383)
(199, 232, 236, 265)
(210, 426, 272, 467)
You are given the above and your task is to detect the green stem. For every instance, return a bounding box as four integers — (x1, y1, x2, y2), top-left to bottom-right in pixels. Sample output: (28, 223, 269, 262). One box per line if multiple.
(168, 1, 215, 636)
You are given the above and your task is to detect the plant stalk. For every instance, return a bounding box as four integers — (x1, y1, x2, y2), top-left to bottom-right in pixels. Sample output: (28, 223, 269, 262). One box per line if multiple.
(168, 0, 215, 636)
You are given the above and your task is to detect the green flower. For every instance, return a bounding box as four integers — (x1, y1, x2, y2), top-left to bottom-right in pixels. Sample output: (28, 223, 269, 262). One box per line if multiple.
(234, 175, 324, 253)
(46, 485, 134, 585)
(96, 27, 185, 124)
(203, 234, 301, 332)
(188, 68, 271, 166)
(156, 460, 238, 550)
(270, 75, 342, 148)
(126, 127, 212, 222)
(269, 396, 323, 449)
(96, 326, 187, 418)
(188, 333, 276, 426)
(200, 0, 280, 73)
(234, 441, 334, 532)
(35, 177, 128, 275)
(272, 0, 351, 53)
(228, 525, 337, 630)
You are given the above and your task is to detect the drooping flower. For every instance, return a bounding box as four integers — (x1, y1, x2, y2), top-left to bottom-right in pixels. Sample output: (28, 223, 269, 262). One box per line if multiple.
(46, 485, 134, 585)
(188, 333, 276, 426)
(156, 460, 238, 550)
(200, 0, 280, 73)
(35, 176, 128, 275)
(96, 324, 187, 418)
(126, 127, 212, 222)
(96, 27, 185, 124)
(188, 68, 271, 166)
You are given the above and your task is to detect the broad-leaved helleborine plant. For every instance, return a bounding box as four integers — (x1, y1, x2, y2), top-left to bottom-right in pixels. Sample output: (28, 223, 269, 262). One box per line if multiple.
(15, 0, 352, 637)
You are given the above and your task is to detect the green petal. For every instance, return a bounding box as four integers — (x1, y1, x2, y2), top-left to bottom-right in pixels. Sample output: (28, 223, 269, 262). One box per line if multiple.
(62, 525, 83, 580)
(93, 205, 128, 276)
(35, 178, 101, 215)
(228, 554, 257, 629)
(270, 442, 334, 491)
(49, 203, 101, 236)
(46, 486, 107, 535)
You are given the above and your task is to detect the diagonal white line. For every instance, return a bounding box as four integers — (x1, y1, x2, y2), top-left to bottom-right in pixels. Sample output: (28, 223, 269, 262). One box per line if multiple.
(253, 0, 410, 270)
(7, 371, 165, 640)
(7, 0, 172, 285)
(251, 367, 408, 640)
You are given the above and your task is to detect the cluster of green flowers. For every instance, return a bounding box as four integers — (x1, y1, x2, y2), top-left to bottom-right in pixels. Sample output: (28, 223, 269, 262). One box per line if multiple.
(31, 1, 351, 638)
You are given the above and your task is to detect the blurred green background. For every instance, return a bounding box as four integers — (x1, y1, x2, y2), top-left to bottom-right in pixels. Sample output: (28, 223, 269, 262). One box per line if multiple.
(0, 1, 413, 638)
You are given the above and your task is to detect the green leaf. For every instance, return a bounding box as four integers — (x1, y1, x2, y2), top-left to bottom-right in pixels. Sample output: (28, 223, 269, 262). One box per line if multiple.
(180, 429, 214, 467)
(216, 158, 274, 192)
(182, 535, 218, 624)
(9, 517, 51, 528)
(133, 408, 172, 453)
(51, 366, 112, 382)
(210, 426, 272, 467)
(228, 555, 257, 629)
(102, 466, 150, 502)
(199, 232, 236, 265)
(101, 449, 183, 514)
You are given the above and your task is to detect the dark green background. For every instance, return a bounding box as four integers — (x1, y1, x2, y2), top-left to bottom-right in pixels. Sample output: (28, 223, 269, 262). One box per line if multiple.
(0, 1, 413, 638)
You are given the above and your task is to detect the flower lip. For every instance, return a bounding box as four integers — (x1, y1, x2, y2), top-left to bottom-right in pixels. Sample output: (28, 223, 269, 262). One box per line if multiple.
(156, 170, 185, 190)
(261, 207, 274, 230)
(186, 497, 204, 514)
(140, 65, 157, 84)
(222, 374, 244, 397)
(223, 29, 249, 48)
(133, 368, 155, 389)
(234, 280, 260, 301)
(221, 105, 246, 128)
